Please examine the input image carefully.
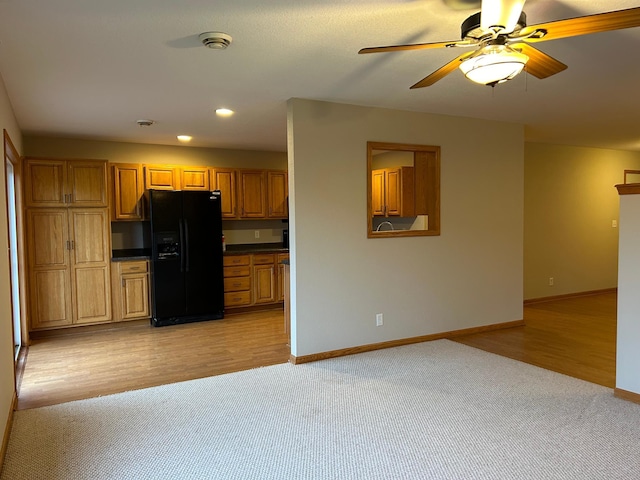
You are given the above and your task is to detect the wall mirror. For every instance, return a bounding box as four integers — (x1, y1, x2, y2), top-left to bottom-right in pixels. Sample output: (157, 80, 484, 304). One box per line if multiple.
(367, 141, 440, 238)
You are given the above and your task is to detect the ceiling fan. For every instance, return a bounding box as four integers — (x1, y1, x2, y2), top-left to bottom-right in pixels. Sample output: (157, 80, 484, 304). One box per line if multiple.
(358, 0, 640, 88)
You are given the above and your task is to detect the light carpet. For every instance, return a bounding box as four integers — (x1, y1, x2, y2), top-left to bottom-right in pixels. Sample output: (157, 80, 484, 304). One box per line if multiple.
(2, 339, 640, 480)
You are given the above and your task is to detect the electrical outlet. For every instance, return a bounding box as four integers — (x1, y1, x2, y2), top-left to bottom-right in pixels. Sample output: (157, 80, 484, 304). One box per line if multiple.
(612, 220, 618, 228)
(549, 277, 554, 286)
(376, 313, 383, 326)
(254, 230, 260, 239)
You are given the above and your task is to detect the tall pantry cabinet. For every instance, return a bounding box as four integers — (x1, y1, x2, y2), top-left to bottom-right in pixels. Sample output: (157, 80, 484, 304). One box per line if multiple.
(24, 158, 112, 330)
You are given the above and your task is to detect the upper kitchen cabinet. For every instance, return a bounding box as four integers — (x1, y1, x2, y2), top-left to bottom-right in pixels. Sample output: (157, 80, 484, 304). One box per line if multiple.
(144, 165, 179, 190)
(371, 167, 415, 217)
(238, 170, 267, 218)
(111, 163, 144, 221)
(180, 166, 210, 191)
(211, 168, 238, 218)
(267, 171, 288, 219)
(24, 158, 108, 208)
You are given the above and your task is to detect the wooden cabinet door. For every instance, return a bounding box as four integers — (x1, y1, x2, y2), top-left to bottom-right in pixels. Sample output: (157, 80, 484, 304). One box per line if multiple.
(121, 273, 150, 319)
(67, 160, 108, 207)
(181, 167, 210, 191)
(267, 171, 288, 218)
(25, 158, 107, 208)
(112, 163, 144, 221)
(144, 165, 179, 190)
(277, 254, 289, 302)
(69, 209, 111, 324)
(24, 159, 67, 207)
(386, 168, 401, 216)
(253, 263, 276, 304)
(26, 209, 73, 328)
(371, 169, 385, 216)
(238, 170, 266, 218)
(212, 168, 238, 218)
(111, 260, 150, 321)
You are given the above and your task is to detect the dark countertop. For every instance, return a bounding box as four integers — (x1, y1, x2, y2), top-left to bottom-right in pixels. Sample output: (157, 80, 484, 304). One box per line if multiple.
(225, 243, 289, 255)
(112, 248, 151, 261)
(112, 244, 288, 261)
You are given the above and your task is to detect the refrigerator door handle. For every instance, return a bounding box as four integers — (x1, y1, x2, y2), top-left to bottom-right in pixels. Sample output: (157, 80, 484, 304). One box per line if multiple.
(179, 220, 185, 272)
(184, 219, 190, 272)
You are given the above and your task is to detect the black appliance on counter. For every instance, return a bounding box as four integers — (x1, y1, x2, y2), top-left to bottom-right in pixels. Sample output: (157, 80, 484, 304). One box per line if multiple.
(148, 189, 224, 327)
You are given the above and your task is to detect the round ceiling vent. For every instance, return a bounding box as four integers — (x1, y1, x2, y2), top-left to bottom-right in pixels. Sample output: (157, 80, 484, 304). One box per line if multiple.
(199, 32, 232, 50)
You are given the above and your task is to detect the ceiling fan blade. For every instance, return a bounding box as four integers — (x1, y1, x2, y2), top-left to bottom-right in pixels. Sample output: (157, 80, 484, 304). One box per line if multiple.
(359, 40, 469, 54)
(521, 6, 640, 43)
(410, 51, 475, 88)
(513, 43, 567, 79)
(480, 0, 526, 32)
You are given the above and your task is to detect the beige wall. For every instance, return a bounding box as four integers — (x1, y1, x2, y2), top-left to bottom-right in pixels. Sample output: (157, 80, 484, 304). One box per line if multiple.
(287, 99, 524, 357)
(0, 73, 23, 453)
(524, 143, 640, 299)
(24, 136, 287, 169)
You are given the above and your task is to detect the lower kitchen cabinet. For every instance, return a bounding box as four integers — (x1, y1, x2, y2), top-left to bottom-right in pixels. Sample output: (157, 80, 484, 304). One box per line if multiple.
(111, 260, 150, 321)
(253, 254, 276, 304)
(223, 252, 288, 310)
(223, 255, 252, 307)
(277, 253, 289, 302)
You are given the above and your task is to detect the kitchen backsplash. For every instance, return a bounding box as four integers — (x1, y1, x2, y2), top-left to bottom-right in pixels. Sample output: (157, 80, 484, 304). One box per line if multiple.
(222, 220, 286, 245)
(111, 222, 149, 250)
(111, 219, 286, 250)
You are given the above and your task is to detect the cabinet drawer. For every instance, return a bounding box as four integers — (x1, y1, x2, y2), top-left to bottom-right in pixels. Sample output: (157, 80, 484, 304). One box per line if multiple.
(253, 253, 275, 265)
(223, 255, 250, 267)
(224, 277, 251, 292)
(224, 291, 251, 307)
(224, 266, 250, 278)
(277, 253, 289, 263)
(120, 261, 148, 274)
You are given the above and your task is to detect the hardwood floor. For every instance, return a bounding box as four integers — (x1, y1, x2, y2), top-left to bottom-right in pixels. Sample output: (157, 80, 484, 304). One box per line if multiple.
(17, 310, 290, 410)
(453, 292, 617, 388)
(17, 292, 617, 411)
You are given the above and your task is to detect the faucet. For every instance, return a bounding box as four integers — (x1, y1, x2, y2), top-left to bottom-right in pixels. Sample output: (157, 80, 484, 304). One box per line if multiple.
(376, 221, 394, 232)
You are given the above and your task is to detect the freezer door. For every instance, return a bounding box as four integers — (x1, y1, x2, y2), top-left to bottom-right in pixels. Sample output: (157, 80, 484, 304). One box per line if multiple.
(182, 190, 224, 316)
(149, 190, 187, 320)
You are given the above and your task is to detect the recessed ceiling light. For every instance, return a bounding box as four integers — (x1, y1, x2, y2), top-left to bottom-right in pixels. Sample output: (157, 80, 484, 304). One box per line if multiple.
(215, 108, 234, 116)
(177, 135, 192, 143)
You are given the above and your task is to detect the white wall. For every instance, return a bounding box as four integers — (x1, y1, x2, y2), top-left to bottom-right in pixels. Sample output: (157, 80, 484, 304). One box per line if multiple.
(0, 72, 23, 448)
(287, 99, 524, 357)
(616, 193, 640, 394)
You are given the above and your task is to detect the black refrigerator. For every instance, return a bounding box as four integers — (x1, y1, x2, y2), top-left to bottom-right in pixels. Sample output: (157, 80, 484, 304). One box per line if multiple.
(148, 189, 224, 327)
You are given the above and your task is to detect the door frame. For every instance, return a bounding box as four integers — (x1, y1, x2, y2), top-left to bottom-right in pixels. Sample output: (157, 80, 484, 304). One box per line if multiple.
(3, 130, 29, 374)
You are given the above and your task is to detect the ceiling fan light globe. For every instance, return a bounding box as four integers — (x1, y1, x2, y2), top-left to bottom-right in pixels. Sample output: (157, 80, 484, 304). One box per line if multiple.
(459, 48, 528, 85)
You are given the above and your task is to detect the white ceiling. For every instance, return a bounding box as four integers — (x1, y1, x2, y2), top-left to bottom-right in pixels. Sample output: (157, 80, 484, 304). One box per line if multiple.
(0, 0, 639, 153)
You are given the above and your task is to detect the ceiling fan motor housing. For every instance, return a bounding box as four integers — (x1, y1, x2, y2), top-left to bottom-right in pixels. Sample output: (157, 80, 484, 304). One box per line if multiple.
(461, 11, 527, 39)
